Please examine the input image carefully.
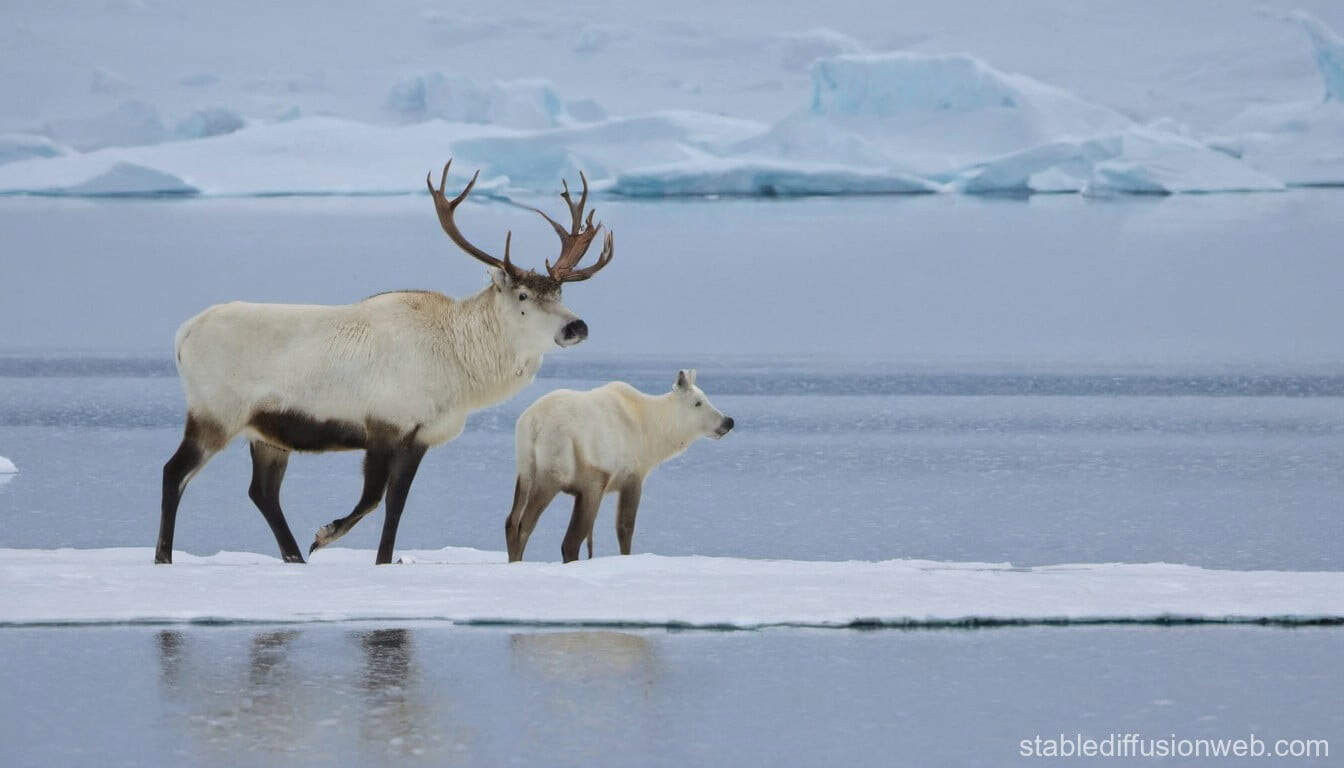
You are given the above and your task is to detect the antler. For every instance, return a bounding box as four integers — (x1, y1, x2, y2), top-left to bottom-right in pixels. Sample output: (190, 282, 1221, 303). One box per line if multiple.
(426, 159, 520, 277)
(530, 172, 615, 283)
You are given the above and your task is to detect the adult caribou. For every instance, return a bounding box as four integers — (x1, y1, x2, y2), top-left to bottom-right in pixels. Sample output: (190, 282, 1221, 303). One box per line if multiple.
(155, 160, 614, 564)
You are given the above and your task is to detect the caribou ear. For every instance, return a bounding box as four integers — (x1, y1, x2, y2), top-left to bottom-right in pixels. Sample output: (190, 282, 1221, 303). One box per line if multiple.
(676, 369, 696, 389)
(489, 266, 510, 291)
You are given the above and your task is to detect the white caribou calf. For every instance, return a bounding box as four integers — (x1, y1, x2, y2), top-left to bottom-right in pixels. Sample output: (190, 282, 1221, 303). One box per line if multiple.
(506, 369, 734, 562)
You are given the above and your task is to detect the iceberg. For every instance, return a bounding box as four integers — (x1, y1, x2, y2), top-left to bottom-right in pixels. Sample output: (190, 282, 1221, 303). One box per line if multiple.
(0, 456, 15, 474)
(955, 127, 1285, 194)
(388, 74, 591, 130)
(0, 134, 68, 166)
(746, 52, 1132, 177)
(1, 547, 1340, 628)
(1213, 11, 1344, 186)
(172, 107, 246, 140)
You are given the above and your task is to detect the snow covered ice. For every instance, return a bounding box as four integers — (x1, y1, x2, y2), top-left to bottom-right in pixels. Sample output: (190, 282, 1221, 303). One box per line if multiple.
(2, 548, 1341, 628)
(0, 8, 1341, 197)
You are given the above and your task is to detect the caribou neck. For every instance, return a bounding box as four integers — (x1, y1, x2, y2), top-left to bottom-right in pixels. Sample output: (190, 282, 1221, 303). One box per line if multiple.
(639, 392, 701, 466)
(431, 286, 544, 411)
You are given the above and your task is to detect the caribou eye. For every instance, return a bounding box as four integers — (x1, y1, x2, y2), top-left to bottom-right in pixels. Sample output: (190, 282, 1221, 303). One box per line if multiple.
(695, 401, 702, 407)
(518, 293, 528, 301)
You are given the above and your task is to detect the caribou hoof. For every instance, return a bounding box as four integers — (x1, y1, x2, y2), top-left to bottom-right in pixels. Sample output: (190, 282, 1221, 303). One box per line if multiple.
(309, 523, 337, 555)
(283, 553, 306, 564)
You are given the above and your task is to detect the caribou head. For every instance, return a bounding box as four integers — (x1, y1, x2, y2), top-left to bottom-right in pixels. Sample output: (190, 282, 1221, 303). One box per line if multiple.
(427, 160, 614, 351)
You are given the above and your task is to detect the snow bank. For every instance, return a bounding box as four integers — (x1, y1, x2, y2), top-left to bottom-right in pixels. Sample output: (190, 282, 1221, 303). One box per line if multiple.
(0, 456, 15, 474)
(1, 547, 1339, 628)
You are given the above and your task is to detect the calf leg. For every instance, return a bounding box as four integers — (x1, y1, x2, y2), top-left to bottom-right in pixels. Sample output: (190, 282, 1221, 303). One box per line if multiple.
(505, 476, 526, 561)
(376, 434, 427, 565)
(310, 447, 392, 555)
(561, 483, 604, 564)
(155, 415, 226, 564)
(512, 478, 561, 562)
(247, 441, 304, 563)
(615, 480, 643, 556)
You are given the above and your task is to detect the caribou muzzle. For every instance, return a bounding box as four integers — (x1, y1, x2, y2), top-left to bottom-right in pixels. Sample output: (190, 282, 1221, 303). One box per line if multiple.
(713, 416, 735, 438)
(558, 319, 588, 347)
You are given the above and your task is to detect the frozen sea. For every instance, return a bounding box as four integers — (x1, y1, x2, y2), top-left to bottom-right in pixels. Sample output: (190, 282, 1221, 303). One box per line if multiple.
(1, 191, 1342, 764)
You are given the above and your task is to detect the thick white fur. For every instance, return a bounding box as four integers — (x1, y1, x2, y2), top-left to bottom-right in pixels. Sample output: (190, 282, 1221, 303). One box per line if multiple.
(515, 370, 729, 493)
(175, 268, 579, 447)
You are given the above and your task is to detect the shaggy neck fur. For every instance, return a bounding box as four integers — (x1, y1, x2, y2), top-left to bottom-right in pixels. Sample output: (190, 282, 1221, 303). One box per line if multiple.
(427, 286, 545, 411)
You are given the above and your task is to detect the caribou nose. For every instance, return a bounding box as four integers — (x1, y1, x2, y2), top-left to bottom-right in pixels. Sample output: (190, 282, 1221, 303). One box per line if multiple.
(715, 416, 734, 437)
(562, 319, 588, 342)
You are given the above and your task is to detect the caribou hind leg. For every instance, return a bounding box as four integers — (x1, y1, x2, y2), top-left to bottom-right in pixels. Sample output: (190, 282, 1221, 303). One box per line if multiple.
(247, 441, 304, 563)
(561, 479, 606, 564)
(156, 414, 227, 564)
(510, 476, 561, 562)
(309, 447, 392, 556)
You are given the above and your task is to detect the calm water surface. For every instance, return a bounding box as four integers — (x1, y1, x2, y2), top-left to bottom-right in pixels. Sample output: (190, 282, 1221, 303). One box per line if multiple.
(1, 624, 1340, 767)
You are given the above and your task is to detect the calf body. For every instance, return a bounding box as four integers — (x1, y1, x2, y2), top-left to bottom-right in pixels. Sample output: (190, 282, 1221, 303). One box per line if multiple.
(506, 370, 733, 562)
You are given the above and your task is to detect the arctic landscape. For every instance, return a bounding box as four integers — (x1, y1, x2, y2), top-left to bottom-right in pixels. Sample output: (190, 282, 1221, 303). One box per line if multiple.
(1, 3, 1343, 197)
(2, 1, 1343, 765)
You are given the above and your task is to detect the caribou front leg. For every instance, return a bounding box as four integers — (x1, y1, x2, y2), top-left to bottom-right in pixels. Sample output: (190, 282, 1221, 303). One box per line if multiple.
(376, 433, 427, 565)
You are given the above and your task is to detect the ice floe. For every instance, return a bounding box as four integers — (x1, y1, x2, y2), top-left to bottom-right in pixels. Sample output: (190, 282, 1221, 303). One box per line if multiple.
(0, 456, 15, 474)
(0, 547, 1340, 628)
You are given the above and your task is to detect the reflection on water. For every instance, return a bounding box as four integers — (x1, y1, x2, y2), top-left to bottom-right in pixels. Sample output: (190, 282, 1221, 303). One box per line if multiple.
(351, 628, 458, 759)
(508, 631, 659, 684)
(2, 624, 1338, 767)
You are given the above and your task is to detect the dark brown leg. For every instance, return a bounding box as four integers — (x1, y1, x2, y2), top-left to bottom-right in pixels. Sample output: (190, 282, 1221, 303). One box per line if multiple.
(513, 479, 560, 562)
(616, 480, 642, 555)
(155, 415, 224, 564)
(247, 441, 304, 563)
(310, 447, 392, 555)
(505, 476, 527, 561)
(376, 437, 427, 565)
(561, 485, 603, 563)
